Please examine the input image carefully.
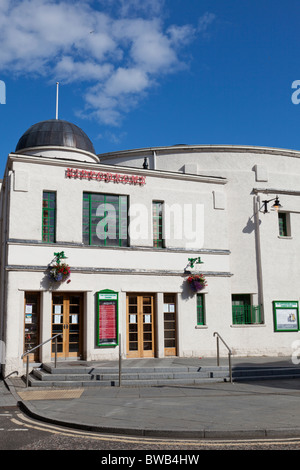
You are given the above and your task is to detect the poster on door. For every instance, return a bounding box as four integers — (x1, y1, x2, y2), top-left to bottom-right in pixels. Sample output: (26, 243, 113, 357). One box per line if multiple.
(97, 290, 119, 346)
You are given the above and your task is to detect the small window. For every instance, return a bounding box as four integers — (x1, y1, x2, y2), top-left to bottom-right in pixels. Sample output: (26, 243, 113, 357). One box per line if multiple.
(42, 191, 56, 243)
(232, 294, 262, 325)
(153, 201, 164, 248)
(278, 212, 290, 237)
(197, 293, 205, 325)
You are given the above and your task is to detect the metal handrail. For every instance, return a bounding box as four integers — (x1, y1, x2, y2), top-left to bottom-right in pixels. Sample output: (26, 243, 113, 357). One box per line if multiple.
(119, 333, 122, 387)
(21, 334, 62, 387)
(213, 332, 232, 383)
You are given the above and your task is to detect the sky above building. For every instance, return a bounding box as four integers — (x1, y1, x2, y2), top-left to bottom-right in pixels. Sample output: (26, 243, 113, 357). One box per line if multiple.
(0, 0, 300, 178)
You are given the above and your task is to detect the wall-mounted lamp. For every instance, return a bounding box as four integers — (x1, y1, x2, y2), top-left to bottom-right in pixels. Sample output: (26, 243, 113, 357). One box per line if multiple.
(262, 195, 282, 213)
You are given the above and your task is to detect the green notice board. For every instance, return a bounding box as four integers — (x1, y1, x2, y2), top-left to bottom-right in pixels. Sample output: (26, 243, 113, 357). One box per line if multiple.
(273, 301, 299, 332)
(97, 290, 119, 346)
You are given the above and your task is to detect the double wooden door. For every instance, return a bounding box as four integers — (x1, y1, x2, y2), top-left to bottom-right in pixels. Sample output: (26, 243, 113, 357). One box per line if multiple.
(52, 293, 83, 358)
(127, 294, 155, 358)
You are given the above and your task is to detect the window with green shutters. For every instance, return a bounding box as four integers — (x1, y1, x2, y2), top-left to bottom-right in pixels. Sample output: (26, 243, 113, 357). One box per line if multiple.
(83, 192, 128, 247)
(153, 201, 164, 248)
(197, 293, 205, 325)
(42, 191, 56, 243)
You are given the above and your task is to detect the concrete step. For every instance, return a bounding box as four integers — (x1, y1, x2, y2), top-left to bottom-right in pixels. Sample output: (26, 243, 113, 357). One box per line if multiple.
(27, 374, 227, 388)
(42, 363, 229, 375)
(25, 361, 300, 388)
(27, 363, 230, 387)
(232, 366, 300, 381)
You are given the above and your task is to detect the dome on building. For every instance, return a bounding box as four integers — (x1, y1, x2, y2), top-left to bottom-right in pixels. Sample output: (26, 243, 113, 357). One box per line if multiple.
(15, 119, 96, 155)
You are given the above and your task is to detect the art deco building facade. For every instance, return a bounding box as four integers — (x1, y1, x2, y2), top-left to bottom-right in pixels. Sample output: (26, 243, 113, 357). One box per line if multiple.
(1, 119, 299, 376)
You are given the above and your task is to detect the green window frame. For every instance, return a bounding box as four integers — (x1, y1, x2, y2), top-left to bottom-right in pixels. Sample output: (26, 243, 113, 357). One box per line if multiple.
(153, 201, 164, 248)
(197, 293, 205, 326)
(278, 212, 289, 237)
(83, 192, 128, 247)
(232, 294, 262, 325)
(42, 191, 56, 243)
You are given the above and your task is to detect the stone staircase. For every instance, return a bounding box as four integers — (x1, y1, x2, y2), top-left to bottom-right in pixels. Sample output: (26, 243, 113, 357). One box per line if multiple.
(232, 364, 300, 382)
(26, 362, 230, 387)
(24, 358, 300, 388)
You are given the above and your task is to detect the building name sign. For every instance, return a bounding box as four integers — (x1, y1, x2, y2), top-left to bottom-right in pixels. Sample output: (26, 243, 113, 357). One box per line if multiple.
(66, 167, 146, 186)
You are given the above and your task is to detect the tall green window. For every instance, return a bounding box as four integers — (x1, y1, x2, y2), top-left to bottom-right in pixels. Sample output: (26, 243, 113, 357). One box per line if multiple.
(278, 212, 289, 237)
(42, 191, 56, 243)
(197, 293, 205, 325)
(153, 201, 164, 248)
(83, 192, 128, 247)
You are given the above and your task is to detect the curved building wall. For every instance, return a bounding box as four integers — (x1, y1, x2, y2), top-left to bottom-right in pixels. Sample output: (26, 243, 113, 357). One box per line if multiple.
(99, 145, 300, 358)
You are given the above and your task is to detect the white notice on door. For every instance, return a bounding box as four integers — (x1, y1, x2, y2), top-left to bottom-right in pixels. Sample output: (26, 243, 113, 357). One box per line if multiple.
(25, 305, 33, 314)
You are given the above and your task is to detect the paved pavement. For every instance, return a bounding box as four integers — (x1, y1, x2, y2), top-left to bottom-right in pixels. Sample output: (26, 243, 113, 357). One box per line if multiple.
(2, 356, 300, 439)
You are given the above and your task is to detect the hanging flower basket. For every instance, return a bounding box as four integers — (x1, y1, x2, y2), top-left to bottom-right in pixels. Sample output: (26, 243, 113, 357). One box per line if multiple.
(187, 274, 207, 293)
(49, 262, 71, 283)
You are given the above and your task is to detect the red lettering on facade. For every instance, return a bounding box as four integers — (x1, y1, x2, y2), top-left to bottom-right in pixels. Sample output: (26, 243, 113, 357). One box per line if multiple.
(130, 175, 139, 184)
(66, 168, 146, 186)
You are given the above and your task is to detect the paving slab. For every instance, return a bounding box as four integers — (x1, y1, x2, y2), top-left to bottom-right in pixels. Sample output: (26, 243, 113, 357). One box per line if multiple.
(2, 356, 300, 439)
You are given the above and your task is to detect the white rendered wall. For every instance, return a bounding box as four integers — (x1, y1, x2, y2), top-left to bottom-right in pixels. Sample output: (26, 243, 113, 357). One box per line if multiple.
(3, 145, 300, 375)
(99, 146, 300, 358)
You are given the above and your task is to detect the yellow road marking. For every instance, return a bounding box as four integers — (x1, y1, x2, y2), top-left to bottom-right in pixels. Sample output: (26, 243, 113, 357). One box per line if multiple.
(10, 414, 300, 448)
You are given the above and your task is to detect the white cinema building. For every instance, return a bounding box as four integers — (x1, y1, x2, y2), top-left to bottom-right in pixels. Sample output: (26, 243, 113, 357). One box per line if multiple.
(0, 118, 300, 376)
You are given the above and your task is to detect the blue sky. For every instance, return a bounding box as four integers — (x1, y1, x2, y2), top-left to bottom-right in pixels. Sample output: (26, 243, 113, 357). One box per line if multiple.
(0, 0, 300, 178)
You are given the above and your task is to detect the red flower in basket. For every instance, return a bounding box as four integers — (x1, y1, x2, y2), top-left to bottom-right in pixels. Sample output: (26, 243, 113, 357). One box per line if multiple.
(187, 274, 207, 292)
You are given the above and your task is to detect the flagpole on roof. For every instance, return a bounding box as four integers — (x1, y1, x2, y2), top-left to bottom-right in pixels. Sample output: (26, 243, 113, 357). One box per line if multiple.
(56, 82, 59, 120)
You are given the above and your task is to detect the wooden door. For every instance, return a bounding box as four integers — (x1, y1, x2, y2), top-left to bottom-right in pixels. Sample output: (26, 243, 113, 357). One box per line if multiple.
(24, 292, 40, 362)
(52, 293, 83, 359)
(127, 294, 155, 358)
(163, 294, 177, 356)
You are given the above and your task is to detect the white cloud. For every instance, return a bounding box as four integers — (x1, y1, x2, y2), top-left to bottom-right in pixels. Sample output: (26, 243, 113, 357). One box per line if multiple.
(168, 24, 197, 47)
(55, 57, 113, 83)
(0, 0, 216, 125)
(105, 67, 149, 96)
(198, 12, 216, 36)
(96, 0, 164, 18)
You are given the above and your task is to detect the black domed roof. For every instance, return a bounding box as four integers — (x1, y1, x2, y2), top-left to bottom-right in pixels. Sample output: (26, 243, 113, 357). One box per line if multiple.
(15, 119, 95, 154)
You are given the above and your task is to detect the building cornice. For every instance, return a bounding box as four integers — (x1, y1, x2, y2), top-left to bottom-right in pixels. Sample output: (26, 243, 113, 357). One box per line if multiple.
(8, 152, 227, 185)
(98, 144, 300, 160)
(7, 239, 231, 255)
(253, 188, 300, 196)
(6, 265, 233, 277)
